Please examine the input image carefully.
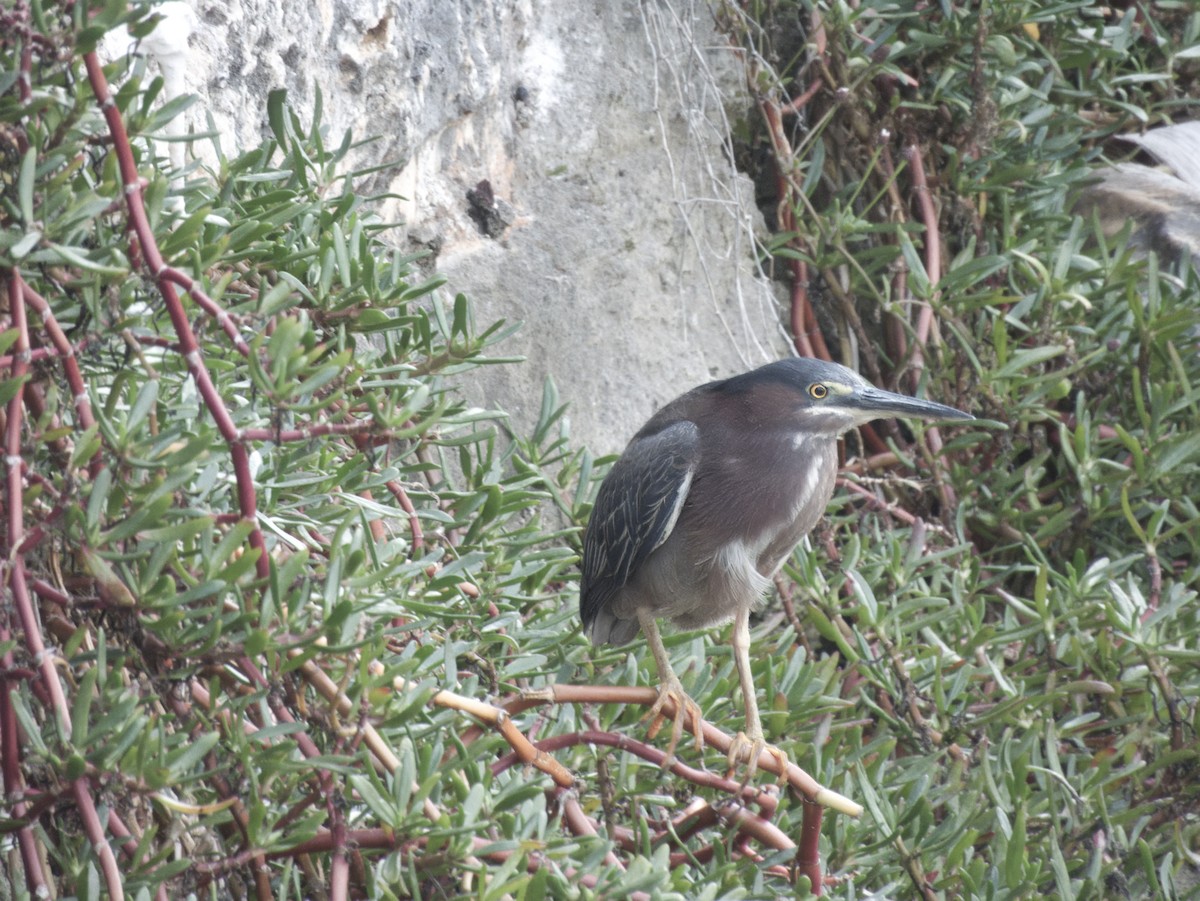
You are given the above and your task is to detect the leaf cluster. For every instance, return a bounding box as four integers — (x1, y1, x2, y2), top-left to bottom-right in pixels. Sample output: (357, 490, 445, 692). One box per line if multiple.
(700, 0, 1200, 897)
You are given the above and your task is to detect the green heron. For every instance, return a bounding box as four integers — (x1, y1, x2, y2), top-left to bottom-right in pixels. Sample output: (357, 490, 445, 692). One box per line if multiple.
(581, 357, 973, 774)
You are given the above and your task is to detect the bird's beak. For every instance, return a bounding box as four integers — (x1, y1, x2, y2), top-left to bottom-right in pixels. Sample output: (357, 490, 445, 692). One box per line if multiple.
(849, 386, 974, 422)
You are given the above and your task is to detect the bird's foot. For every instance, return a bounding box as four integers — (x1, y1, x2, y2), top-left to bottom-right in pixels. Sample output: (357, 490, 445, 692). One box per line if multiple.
(726, 731, 789, 785)
(644, 679, 705, 765)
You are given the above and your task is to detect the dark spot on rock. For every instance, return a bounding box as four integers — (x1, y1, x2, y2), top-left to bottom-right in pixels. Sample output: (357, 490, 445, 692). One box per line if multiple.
(467, 179, 515, 238)
(339, 55, 362, 94)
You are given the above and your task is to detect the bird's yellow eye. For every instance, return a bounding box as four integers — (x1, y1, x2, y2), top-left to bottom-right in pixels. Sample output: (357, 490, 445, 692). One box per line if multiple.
(809, 383, 828, 400)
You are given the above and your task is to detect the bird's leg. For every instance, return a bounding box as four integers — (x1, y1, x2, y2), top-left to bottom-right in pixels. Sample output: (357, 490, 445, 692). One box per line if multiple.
(638, 608, 705, 763)
(727, 604, 789, 783)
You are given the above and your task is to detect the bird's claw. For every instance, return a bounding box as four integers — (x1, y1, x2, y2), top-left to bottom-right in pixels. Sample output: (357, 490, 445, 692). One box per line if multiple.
(644, 679, 705, 764)
(726, 731, 789, 785)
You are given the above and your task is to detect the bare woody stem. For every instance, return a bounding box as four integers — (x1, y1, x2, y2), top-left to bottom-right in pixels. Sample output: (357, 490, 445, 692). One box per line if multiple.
(4, 271, 125, 898)
(82, 51, 269, 583)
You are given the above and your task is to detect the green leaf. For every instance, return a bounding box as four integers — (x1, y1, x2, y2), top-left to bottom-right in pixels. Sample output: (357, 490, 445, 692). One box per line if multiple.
(991, 345, 1066, 380)
(267, 88, 289, 148)
(11, 229, 42, 259)
(41, 242, 128, 275)
(18, 147, 35, 224)
(126, 378, 159, 435)
(165, 731, 220, 780)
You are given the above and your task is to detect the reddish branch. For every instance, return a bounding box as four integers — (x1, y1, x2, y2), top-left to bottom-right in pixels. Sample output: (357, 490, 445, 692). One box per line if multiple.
(4, 271, 124, 897)
(504, 728, 783, 819)
(894, 143, 960, 511)
(237, 420, 383, 442)
(15, 273, 100, 475)
(384, 477, 425, 551)
(347, 427, 425, 552)
(179, 684, 274, 899)
(877, 144, 911, 365)
(838, 477, 920, 526)
(760, 96, 831, 362)
(0, 278, 48, 895)
(515, 684, 862, 823)
(0, 344, 73, 366)
(83, 51, 269, 585)
(720, 2, 831, 364)
(796, 799, 824, 890)
(157, 266, 250, 356)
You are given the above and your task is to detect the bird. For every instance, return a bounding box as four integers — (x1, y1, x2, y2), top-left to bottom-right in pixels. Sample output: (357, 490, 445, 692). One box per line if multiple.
(580, 356, 973, 776)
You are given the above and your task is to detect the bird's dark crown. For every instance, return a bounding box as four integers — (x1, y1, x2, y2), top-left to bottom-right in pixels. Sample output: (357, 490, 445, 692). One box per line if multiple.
(718, 357, 870, 399)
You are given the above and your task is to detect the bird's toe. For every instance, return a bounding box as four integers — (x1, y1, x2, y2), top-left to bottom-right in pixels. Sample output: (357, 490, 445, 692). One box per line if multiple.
(726, 732, 789, 785)
(645, 680, 705, 764)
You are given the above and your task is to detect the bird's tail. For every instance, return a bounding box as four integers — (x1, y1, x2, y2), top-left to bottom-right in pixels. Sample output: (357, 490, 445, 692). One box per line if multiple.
(583, 609, 641, 646)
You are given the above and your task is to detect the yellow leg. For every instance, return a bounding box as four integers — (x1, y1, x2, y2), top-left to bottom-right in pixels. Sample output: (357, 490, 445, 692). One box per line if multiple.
(727, 604, 788, 782)
(638, 608, 704, 763)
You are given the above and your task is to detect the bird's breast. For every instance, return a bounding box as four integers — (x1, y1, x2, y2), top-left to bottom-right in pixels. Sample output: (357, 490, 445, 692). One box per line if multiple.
(688, 434, 837, 574)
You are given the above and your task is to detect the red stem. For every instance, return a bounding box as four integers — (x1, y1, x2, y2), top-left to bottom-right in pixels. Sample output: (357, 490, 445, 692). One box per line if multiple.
(82, 52, 269, 583)
(900, 144, 956, 507)
(238, 420, 382, 442)
(0, 344, 72, 366)
(758, 99, 831, 362)
(0, 287, 48, 896)
(16, 274, 101, 476)
(797, 800, 824, 894)
(5, 271, 124, 897)
(106, 812, 170, 901)
(781, 77, 823, 115)
(790, 259, 816, 358)
(502, 729, 780, 817)
(158, 266, 251, 356)
(383, 477, 424, 551)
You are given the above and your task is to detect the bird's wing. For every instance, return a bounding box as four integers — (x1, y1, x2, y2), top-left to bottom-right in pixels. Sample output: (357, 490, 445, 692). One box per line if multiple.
(580, 420, 700, 637)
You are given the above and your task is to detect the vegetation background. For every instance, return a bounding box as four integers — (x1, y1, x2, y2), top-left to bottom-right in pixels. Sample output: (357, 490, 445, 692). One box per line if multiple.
(1, 0, 1198, 899)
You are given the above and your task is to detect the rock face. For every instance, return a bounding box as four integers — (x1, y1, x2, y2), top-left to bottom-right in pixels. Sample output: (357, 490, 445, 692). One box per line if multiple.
(176, 0, 789, 451)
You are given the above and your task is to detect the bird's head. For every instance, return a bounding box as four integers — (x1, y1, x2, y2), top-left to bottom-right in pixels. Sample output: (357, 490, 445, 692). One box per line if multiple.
(725, 357, 974, 437)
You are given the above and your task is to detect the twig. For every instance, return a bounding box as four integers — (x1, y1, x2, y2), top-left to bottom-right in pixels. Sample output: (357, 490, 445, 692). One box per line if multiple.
(83, 51, 270, 584)
(796, 799, 824, 893)
(157, 266, 250, 356)
(237, 420, 383, 442)
(17, 273, 96, 436)
(519, 684, 862, 816)
(504, 728, 780, 818)
(392, 676, 573, 787)
(838, 478, 919, 526)
(4, 271, 123, 897)
(560, 790, 626, 870)
(106, 811, 170, 901)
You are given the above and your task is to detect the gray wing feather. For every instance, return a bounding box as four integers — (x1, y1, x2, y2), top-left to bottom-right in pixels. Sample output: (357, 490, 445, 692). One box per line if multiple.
(580, 420, 699, 642)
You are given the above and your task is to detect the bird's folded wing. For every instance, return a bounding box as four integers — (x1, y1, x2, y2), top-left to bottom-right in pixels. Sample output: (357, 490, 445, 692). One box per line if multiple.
(580, 420, 700, 630)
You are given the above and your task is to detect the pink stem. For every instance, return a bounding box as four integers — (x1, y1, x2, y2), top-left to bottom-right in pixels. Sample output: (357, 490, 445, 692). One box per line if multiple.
(5, 272, 124, 897)
(82, 52, 269, 584)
